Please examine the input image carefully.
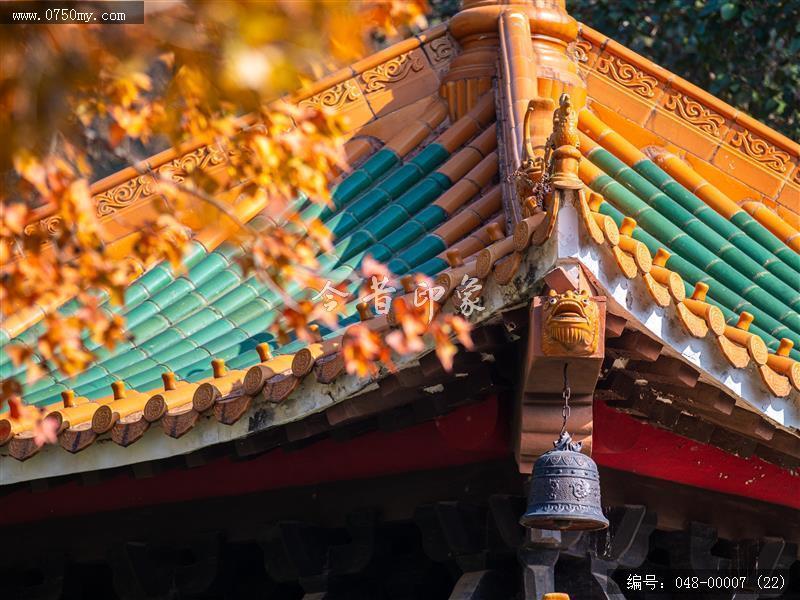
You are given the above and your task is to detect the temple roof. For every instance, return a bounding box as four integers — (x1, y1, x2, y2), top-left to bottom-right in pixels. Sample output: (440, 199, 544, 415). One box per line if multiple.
(1, 3, 798, 481)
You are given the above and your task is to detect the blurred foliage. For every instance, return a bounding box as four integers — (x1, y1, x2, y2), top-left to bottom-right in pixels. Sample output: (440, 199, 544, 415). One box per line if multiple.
(2, 0, 476, 422)
(428, 0, 800, 140)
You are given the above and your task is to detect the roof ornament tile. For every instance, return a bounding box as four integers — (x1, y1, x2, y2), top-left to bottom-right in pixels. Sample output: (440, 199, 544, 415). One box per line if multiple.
(513, 93, 583, 248)
(548, 93, 583, 191)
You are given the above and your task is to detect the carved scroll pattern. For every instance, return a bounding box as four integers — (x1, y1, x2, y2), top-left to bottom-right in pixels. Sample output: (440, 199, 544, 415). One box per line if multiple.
(571, 39, 593, 64)
(298, 80, 362, 111)
(595, 55, 658, 98)
(729, 130, 791, 173)
(25, 146, 228, 235)
(95, 146, 227, 215)
(359, 51, 425, 93)
(424, 36, 453, 67)
(24, 215, 63, 236)
(663, 92, 725, 137)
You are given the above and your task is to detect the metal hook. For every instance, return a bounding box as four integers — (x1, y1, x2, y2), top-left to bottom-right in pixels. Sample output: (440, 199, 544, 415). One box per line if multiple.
(560, 362, 571, 435)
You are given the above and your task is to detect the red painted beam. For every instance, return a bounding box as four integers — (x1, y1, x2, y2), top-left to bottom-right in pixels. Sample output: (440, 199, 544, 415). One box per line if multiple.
(592, 399, 800, 510)
(1, 395, 796, 527)
(0, 396, 509, 527)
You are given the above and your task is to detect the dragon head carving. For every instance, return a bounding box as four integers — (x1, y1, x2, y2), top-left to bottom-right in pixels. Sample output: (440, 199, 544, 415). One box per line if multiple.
(542, 288, 599, 356)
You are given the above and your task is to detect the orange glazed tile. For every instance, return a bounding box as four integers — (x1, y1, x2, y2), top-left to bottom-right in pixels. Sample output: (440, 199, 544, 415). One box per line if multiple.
(98, 197, 165, 243)
(574, 35, 601, 70)
(644, 108, 725, 161)
(357, 48, 441, 118)
(683, 154, 762, 204)
(723, 126, 794, 177)
(588, 100, 682, 156)
(760, 195, 778, 210)
(357, 94, 439, 144)
(777, 204, 800, 229)
(712, 141, 785, 200)
(584, 70, 657, 125)
(298, 77, 374, 134)
(776, 181, 800, 215)
(421, 35, 454, 75)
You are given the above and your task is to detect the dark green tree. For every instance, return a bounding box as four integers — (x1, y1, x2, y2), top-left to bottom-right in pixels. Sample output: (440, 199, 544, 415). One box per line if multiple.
(427, 0, 800, 139)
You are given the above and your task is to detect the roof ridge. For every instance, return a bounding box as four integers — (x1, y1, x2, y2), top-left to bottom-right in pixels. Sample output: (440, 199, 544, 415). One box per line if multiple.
(578, 23, 800, 159)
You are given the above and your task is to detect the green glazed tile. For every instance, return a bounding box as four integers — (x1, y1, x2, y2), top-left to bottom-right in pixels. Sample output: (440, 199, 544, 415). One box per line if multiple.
(300, 201, 326, 224)
(64, 364, 109, 389)
(93, 341, 134, 362)
(133, 264, 174, 297)
(595, 194, 800, 349)
(415, 205, 447, 229)
(139, 328, 185, 358)
(123, 282, 150, 310)
(362, 148, 399, 179)
(387, 257, 411, 274)
(337, 230, 375, 263)
(316, 253, 340, 274)
(327, 211, 361, 238)
(380, 163, 426, 198)
(100, 347, 150, 373)
(186, 252, 230, 286)
(345, 189, 393, 223)
(367, 204, 410, 239)
(732, 212, 800, 272)
(417, 256, 448, 276)
(125, 365, 170, 391)
(366, 244, 392, 264)
(383, 221, 425, 252)
(161, 292, 206, 323)
(226, 298, 271, 327)
(177, 362, 214, 382)
(129, 314, 171, 343)
(188, 318, 236, 346)
(149, 278, 195, 311)
(332, 170, 373, 209)
(210, 285, 258, 316)
(74, 375, 117, 398)
(410, 143, 450, 173)
(178, 308, 223, 337)
(237, 314, 275, 338)
(398, 234, 447, 267)
(204, 329, 249, 355)
(214, 243, 242, 263)
(195, 269, 242, 302)
(166, 346, 212, 373)
(113, 357, 161, 381)
(21, 374, 59, 395)
(24, 384, 67, 407)
(395, 177, 446, 215)
(182, 241, 208, 267)
(150, 339, 201, 364)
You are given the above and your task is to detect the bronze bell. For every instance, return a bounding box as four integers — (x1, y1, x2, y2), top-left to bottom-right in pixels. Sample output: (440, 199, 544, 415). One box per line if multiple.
(520, 431, 609, 531)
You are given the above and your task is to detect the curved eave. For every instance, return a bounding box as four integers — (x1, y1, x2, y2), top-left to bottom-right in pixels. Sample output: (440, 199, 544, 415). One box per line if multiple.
(0, 234, 543, 486)
(567, 201, 800, 431)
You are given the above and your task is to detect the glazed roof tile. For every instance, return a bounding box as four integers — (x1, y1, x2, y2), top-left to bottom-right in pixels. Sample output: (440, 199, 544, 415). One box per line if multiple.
(2, 10, 799, 473)
(0, 79, 502, 458)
